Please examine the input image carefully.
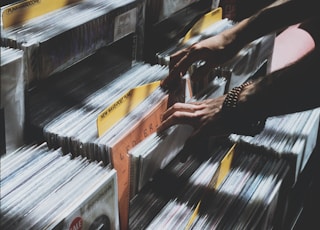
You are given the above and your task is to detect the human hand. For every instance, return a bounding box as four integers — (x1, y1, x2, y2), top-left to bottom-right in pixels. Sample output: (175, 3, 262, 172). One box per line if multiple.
(158, 96, 226, 133)
(161, 34, 237, 91)
(157, 95, 236, 161)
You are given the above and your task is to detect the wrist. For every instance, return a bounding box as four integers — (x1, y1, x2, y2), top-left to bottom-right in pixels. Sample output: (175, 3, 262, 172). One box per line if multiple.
(223, 81, 253, 110)
(222, 81, 266, 136)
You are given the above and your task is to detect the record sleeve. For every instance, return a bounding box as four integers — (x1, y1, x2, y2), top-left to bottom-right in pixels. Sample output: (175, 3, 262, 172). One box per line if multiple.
(299, 108, 320, 171)
(1, 143, 120, 230)
(47, 169, 119, 230)
(0, 47, 25, 153)
(229, 108, 320, 185)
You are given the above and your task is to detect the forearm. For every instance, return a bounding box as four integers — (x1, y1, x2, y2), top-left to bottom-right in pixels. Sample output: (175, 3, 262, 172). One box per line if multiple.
(236, 49, 320, 122)
(222, 0, 317, 54)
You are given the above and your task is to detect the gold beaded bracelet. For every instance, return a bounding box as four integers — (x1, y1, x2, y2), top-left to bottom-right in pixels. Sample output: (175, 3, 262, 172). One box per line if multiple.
(223, 81, 253, 110)
(222, 80, 265, 136)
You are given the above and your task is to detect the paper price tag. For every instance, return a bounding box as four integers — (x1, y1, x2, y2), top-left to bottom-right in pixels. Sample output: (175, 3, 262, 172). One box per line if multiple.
(114, 8, 137, 42)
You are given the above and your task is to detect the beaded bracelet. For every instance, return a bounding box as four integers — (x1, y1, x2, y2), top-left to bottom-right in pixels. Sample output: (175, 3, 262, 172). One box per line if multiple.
(222, 80, 265, 136)
(223, 81, 253, 110)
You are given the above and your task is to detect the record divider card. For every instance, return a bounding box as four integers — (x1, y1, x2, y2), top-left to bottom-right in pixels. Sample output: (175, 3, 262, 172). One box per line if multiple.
(181, 7, 222, 44)
(97, 81, 167, 230)
(97, 81, 161, 137)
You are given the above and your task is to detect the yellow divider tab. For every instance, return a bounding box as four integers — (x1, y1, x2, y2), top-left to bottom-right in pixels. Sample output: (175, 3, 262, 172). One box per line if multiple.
(215, 143, 236, 189)
(97, 81, 161, 137)
(181, 7, 222, 44)
(184, 143, 236, 229)
(185, 201, 201, 230)
(2, 0, 82, 29)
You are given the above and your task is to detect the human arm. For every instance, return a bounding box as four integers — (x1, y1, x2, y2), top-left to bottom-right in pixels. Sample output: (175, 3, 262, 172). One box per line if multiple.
(158, 48, 320, 155)
(161, 0, 318, 91)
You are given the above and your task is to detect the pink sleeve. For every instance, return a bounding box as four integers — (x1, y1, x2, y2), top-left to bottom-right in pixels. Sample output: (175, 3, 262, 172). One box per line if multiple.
(268, 24, 315, 73)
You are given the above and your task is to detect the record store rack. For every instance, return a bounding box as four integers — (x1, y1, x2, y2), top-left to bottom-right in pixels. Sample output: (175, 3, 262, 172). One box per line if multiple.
(1, 1, 320, 230)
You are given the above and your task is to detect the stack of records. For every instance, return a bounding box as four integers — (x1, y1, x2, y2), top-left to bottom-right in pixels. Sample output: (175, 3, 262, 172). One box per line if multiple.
(1, 0, 144, 84)
(1, 142, 119, 230)
(129, 143, 289, 230)
(26, 55, 173, 229)
(128, 76, 226, 197)
(40, 63, 169, 165)
(30, 62, 170, 230)
(129, 143, 230, 229)
(1, 46, 24, 154)
(129, 124, 194, 197)
(230, 108, 320, 184)
(26, 47, 132, 140)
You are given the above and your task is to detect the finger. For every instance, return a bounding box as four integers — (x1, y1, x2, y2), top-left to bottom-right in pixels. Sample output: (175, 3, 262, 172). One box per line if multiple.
(169, 49, 189, 71)
(163, 102, 203, 119)
(169, 44, 208, 82)
(160, 71, 183, 91)
(157, 101, 207, 133)
(170, 50, 201, 78)
(163, 45, 206, 91)
(160, 50, 187, 90)
(157, 110, 199, 133)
